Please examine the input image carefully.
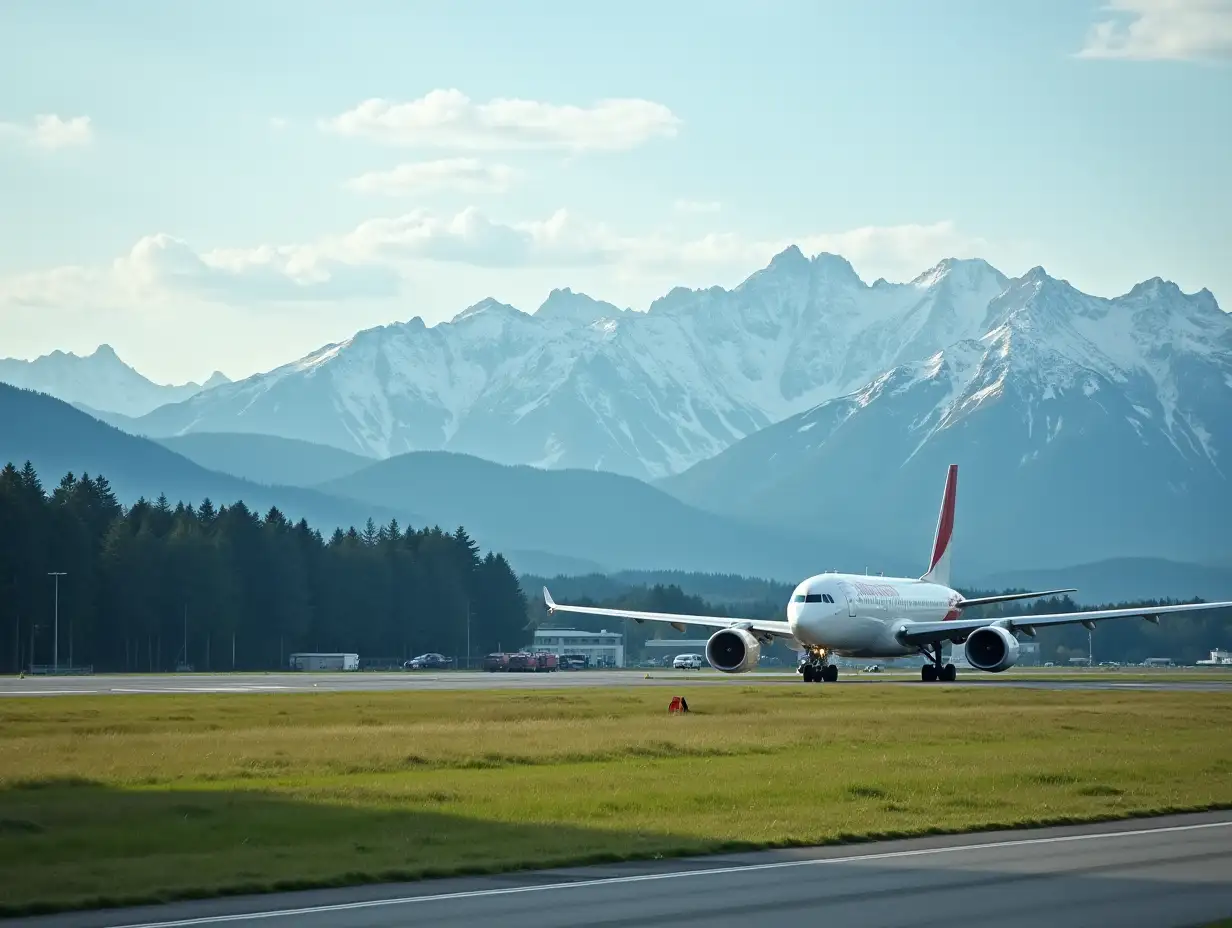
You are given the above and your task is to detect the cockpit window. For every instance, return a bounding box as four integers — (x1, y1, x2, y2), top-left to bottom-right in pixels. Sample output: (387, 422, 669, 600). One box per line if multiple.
(805, 594, 823, 603)
(823, 594, 834, 603)
(792, 594, 806, 603)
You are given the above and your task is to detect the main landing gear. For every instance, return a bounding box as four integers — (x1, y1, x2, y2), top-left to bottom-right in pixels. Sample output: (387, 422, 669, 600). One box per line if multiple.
(920, 643, 957, 682)
(799, 650, 838, 683)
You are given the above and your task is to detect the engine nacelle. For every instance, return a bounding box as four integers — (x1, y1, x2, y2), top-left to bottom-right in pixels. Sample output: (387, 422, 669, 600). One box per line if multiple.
(964, 625, 1020, 672)
(706, 628, 761, 673)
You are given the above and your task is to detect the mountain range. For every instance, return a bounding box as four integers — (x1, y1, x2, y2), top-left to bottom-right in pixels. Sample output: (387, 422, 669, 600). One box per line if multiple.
(3, 247, 1228, 579)
(87, 252, 1018, 480)
(660, 271, 1232, 572)
(0, 344, 231, 419)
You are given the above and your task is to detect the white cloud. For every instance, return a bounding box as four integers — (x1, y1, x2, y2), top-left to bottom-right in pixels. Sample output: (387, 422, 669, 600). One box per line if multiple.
(673, 199, 722, 214)
(344, 158, 516, 196)
(117, 234, 403, 302)
(1077, 0, 1232, 61)
(302, 210, 986, 285)
(269, 116, 290, 130)
(0, 265, 108, 307)
(0, 211, 987, 316)
(799, 221, 990, 281)
(0, 113, 93, 149)
(333, 207, 606, 268)
(321, 88, 680, 152)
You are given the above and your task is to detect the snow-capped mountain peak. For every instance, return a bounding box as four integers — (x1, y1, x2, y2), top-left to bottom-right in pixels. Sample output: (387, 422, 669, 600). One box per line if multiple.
(809, 250, 862, 282)
(765, 244, 810, 272)
(0, 344, 230, 418)
(659, 269, 1229, 573)
(451, 297, 524, 323)
(912, 257, 1008, 292)
(125, 250, 1228, 485)
(534, 288, 627, 326)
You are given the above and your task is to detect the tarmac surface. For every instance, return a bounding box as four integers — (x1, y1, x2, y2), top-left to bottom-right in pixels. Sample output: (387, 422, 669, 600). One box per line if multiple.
(9, 811, 1232, 928)
(2, 669, 1231, 697)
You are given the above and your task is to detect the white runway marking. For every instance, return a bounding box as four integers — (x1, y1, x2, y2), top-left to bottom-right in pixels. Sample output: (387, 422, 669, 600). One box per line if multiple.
(108, 686, 291, 694)
(104, 819, 1232, 927)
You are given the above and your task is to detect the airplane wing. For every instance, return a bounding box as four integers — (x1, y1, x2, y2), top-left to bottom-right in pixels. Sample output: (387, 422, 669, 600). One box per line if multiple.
(898, 599, 1232, 647)
(956, 589, 1077, 608)
(542, 588, 795, 641)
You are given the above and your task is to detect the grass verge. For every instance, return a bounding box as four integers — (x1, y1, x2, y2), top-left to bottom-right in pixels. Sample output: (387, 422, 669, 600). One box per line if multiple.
(2, 685, 1230, 917)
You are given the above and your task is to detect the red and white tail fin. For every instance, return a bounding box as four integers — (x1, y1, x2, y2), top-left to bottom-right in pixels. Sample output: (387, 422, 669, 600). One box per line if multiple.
(921, 464, 957, 587)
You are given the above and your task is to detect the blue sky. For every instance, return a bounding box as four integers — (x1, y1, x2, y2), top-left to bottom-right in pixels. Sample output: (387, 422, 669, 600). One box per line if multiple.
(1, 0, 1229, 383)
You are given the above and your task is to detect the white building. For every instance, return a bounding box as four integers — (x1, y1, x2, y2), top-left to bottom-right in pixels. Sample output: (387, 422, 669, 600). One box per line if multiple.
(532, 628, 624, 668)
(289, 652, 359, 671)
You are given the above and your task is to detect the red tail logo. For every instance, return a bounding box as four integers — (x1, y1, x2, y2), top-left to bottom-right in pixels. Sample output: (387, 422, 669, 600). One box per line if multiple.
(929, 465, 957, 570)
(922, 464, 957, 586)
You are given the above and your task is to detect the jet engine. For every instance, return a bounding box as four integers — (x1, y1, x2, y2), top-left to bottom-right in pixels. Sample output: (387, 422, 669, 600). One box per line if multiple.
(963, 626, 1020, 672)
(706, 628, 761, 673)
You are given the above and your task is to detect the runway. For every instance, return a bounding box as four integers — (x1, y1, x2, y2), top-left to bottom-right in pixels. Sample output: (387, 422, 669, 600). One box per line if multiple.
(2, 669, 1231, 697)
(10, 811, 1232, 928)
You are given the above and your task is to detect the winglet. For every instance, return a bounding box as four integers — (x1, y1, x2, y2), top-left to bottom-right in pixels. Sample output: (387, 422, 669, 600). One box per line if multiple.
(921, 464, 957, 587)
(543, 587, 556, 613)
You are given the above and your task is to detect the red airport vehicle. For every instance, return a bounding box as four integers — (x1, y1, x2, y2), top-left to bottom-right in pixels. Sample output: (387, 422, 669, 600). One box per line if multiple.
(506, 651, 558, 672)
(483, 652, 510, 672)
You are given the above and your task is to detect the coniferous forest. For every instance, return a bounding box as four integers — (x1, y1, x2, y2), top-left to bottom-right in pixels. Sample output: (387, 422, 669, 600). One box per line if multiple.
(0, 462, 529, 673)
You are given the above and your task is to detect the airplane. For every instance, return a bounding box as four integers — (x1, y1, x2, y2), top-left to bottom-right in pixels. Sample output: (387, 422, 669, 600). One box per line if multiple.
(543, 464, 1232, 683)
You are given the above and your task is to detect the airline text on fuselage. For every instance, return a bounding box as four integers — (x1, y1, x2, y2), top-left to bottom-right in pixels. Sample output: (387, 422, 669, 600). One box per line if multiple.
(853, 582, 901, 597)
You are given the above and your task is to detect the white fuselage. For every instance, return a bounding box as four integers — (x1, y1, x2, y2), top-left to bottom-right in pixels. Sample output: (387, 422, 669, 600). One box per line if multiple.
(786, 573, 962, 658)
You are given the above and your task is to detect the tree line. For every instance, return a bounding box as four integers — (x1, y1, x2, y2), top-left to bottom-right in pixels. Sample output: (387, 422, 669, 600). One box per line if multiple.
(0, 462, 529, 673)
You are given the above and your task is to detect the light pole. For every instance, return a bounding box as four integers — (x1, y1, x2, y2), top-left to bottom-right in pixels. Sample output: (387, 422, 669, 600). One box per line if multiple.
(48, 572, 66, 673)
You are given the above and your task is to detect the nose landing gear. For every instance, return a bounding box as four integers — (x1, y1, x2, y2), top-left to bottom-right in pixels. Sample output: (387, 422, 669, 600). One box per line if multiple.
(798, 650, 838, 683)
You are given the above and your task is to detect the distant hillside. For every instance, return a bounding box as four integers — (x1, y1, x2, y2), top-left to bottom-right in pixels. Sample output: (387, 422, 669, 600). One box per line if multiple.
(504, 550, 608, 578)
(72, 402, 144, 433)
(319, 451, 884, 581)
(157, 433, 374, 488)
(973, 558, 1232, 607)
(0, 385, 413, 535)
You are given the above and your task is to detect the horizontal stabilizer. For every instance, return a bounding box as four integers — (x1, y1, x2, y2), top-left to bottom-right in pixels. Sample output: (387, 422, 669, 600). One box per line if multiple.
(957, 588, 1078, 608)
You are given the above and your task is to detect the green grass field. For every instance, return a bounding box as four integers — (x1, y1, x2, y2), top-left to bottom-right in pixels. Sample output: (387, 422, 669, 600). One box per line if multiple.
(2, 684, 1231, 916)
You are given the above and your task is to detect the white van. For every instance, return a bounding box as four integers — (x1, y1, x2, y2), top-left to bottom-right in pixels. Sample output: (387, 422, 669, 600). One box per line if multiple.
(673, 654, 704, 669)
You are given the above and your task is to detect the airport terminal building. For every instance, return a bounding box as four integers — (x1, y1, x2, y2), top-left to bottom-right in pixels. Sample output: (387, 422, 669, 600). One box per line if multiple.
(532, 628, 624, 668)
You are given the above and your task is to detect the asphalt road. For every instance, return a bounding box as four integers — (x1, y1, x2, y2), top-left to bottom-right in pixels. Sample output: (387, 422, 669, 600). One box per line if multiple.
(10, 812, 1232, 928)
(2, 669, 1230, 697)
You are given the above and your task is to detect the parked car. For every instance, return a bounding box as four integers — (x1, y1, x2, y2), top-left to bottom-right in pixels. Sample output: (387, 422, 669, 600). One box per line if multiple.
(673, 654, 704, 669)
(404, 653, 455, 670)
